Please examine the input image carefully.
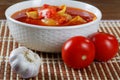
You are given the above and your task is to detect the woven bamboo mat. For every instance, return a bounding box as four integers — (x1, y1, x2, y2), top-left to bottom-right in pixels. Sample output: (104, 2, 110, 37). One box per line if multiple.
(0, 20, 120, 80)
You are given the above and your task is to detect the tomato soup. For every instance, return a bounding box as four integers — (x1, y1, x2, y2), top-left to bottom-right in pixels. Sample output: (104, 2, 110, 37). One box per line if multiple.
(11, 4, 96, 26)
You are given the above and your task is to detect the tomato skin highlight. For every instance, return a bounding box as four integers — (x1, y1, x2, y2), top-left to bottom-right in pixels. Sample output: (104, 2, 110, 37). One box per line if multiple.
(88, 32, 119, 62)
(62, 36, 95, 69)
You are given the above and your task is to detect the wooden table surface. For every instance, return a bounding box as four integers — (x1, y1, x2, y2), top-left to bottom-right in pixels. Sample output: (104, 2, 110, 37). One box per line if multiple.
(0, 0, 120, 20)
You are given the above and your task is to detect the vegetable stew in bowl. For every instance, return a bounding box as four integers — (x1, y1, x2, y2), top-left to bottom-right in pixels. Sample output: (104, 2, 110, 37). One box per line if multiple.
(5, 0, 101, 52)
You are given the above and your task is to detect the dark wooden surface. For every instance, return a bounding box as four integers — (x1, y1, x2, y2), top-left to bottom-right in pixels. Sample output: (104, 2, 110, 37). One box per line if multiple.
(0, 0, 120, 19)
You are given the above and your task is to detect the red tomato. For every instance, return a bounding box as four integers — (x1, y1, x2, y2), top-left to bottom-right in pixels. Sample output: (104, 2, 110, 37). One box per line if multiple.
(88, 32, 119, 62)
(62, 36, 95, 69)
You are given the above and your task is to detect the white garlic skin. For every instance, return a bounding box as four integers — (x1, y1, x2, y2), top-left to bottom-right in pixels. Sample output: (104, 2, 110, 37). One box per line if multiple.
(9, 47, 42, 78)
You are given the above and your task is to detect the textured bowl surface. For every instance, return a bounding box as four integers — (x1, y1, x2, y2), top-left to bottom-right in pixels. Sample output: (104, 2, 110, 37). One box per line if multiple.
(5, 0, 102, 52)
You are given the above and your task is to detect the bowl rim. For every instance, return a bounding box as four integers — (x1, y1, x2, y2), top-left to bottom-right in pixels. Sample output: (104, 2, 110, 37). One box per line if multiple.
(5, 0, 102, 30)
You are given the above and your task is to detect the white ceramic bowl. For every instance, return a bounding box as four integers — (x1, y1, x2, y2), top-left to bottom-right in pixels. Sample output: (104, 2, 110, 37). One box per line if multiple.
(5, 0, 102, 52)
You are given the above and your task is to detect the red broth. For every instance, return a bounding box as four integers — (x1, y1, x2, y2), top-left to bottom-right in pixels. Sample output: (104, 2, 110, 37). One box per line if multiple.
(11, 4, 96, 26)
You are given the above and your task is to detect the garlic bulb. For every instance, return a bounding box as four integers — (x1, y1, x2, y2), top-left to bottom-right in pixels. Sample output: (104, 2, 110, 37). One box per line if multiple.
(9, 47, 42, 78)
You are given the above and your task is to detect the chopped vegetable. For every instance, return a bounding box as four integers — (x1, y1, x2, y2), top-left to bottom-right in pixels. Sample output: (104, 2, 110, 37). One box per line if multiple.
(41, 18, 58, 26)
(57, 5, 66, 15)
(26, 11, 38, 19)
(65, 16, 86, 25)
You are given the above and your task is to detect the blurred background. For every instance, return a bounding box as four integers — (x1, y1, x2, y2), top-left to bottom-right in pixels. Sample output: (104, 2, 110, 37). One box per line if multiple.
(0, 0, 120, 19)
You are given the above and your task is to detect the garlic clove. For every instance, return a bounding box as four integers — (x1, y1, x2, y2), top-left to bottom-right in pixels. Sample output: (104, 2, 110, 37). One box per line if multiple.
(9, 46, 42, 78)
